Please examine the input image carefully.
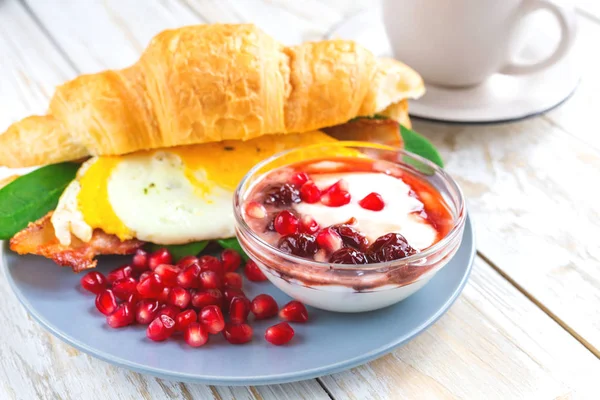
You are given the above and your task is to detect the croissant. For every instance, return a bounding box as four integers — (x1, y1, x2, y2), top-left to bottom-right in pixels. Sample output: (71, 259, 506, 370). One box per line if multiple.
(0, 24, 424, 168)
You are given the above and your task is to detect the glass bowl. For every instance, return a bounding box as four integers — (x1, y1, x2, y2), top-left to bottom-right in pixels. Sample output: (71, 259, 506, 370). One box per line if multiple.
(234, 142, 466, 312)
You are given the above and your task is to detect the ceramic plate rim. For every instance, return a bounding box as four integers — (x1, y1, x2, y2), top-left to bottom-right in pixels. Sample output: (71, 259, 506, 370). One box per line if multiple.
(1, 216, 475, 386)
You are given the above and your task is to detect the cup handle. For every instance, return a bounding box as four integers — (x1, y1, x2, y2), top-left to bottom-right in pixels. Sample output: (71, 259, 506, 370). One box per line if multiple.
(500, 0, 577, 75)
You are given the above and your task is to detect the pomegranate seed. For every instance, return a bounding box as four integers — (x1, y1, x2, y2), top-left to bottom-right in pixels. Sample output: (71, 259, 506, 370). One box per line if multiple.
(107, 265, 133, 285)
(300, 181, 321, 203)
(199, 305, 225, 334)
(135, 299, 160, 324)
(168, 287, 191, 309)
(147, 315, 175, 341)
(177, 255, 199, 269)
(300, 215, 320, 234)
(80, 271, 107, 294)
(321, 190, 351, 207)
(244, 260, 267, 282)
(136, 273, 164, 298)
(192, 289, 223, 309)
(95, 289, 118, 316)
(224, 288, 249, 312)
(139, 271, 151, 282)
(175, 309, 197, 332)
(158, 304, 181, 320)
(290, 172, 310, 186)
(279, 300, 309, 323)
(106, 303, 135, 328)
(274, 210, 300, 235)
(132, 249, 149, 272)
(328, 179, 349, 192)
(199, 270, 222, 290)
(126, 292, 141, 306)
(265, 322, 294, 345)
(316, 228, 343, 253)
(250, 294, 278, 319)
(148, 248, 172, 270)
(359, 192, 385, 211)
(229, 296, 250, 324)
(198, 255, 223, 275)
(221, 249, 242, 272)
(245, 201, 267, 219)
(184, 322, 209, 347)
(154, 264, 180, 287)
(223, 272, 243, 289)
(157, 287, 171, 303)
(223, 323, 253, 344)
(112, 277, 138, 301)
(177, 264, 201, 289)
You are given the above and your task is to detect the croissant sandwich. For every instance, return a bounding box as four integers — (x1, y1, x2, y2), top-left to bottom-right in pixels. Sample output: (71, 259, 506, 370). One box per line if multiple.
(0, 24, 425, 271)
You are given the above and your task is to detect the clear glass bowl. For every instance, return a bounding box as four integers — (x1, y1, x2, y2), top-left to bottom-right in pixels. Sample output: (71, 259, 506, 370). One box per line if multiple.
(234, 142, 466, 312)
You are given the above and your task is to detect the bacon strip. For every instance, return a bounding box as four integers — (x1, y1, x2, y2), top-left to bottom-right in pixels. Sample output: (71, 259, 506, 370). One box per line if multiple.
(9, 212, 144, 272)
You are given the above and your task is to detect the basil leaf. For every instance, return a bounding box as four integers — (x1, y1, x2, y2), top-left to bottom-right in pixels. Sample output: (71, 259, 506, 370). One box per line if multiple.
(217, 238, 249, 261)
(0, 162, 80, 239)
(148, 241, 209, 262)
(400, 124, 444, 168)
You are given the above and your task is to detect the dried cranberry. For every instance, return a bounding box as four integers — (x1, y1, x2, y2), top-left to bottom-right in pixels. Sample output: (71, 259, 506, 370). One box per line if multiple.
(278, 233, 318, 257)
(329, 248, 370, 264)
(367, 233, 417, 262)
(330, 224, 369, 250)
(263, 184, 300, 206)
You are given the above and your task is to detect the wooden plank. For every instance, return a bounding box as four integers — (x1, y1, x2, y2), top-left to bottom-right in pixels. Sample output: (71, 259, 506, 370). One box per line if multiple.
(320, 257, 600, 399)
(544, 15, 600, 150)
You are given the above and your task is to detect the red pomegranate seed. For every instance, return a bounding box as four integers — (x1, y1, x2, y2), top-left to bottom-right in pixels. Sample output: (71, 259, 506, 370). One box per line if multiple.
(136, 273, 164, 298)
(245, 201, 267, 219)
(106, 303, 135, 328)
(192, 289, 223, 309)
(223, 272, 243, 289)
(290, 172, 310, 186)
(221, 249, 242, 273)
(279, 300, 309, 323)
(175, 309, 197, 332)
(154, 264, 180, 287)
(184, 322, 209, 347)
(327, 179, 349, 192)
(159, 304, 181, 320)
(139, 271, 151, 282)
(316, 228, 343, 252)
(199, 305, 225, 334)
(132, 249, 149, 272)
(135, 299, 160, 324)
(199, 270, 222, 290)
(224, 288, 247, 306)
(300, 181, 321, 203)
(80, 271, 107, 294)
(244, 260, 267, 282)
(148, 248, 172, 270)
(223, 323, 253, 344)
(250, 294, 278, 319)
(112, 277, 138, 301)
(126, 292, 141, 306)
(229, 296, 250, 324)
(274, 210, 300, 235)
(157, 287, 171, 303)
(321, 190, 351, 207)
(177, 255, 199, 269)
(95, 289, 118, 316)
(177, 264, 201, 289)
(359, 192, 385, 211)
(198, 255, 223, 275)
(265, 322, 294, 345)
(300, 215, 320, 234)
(107, 265, 133, 285)
(168, 287, 191, 309)
(147, 315, 175, 341)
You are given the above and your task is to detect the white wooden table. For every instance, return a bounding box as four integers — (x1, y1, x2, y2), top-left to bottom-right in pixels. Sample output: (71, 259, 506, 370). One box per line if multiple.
(1, 1, 599, 398)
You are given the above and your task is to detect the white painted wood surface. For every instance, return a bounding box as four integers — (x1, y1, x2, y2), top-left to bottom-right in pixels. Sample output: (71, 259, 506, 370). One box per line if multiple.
(1, 0, 599, 398)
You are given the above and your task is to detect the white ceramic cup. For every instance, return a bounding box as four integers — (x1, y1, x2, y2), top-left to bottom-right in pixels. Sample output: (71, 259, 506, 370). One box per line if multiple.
(382, 0, 577, 87)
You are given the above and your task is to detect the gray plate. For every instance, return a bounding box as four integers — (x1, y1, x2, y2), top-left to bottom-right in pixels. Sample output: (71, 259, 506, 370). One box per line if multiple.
(2, 216, 474, 386)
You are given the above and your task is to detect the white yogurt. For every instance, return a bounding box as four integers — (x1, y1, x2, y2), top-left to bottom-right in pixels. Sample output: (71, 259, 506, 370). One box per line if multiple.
(293, 172, 438, 250)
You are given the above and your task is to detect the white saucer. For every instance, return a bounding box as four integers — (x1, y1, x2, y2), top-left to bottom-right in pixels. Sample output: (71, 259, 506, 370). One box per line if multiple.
(325, 9, 579, 123)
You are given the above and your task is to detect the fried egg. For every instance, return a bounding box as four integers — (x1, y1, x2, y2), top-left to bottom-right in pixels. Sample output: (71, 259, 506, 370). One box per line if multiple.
(51, 131, 339, 246)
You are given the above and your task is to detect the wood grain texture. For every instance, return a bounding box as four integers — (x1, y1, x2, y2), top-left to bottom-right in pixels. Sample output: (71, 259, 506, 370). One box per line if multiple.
(320, 257, 600, 399)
